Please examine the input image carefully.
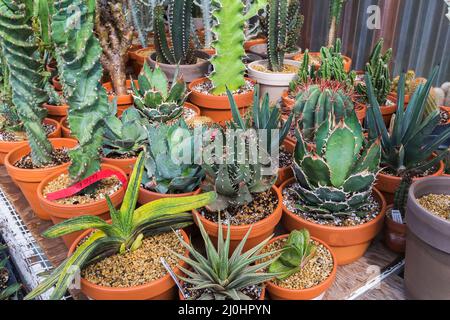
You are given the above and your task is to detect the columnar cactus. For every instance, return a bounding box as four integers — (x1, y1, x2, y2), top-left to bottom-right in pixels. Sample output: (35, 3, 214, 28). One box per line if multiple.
(293, 110, 381, 219)
(0, 0, 53, 165)
(267, 0, 288, 72)
(285, 0, 303, 54)
(194, 0, 213, 48)
(52, 0, 111, 181)
(209, 0, 267, 95)
(327, 0, 346, 47)
(127, 0, 158, 47)
(317, 39, 355, 85)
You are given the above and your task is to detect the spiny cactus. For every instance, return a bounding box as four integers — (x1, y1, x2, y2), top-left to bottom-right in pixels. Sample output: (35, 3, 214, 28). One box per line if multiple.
(131, 62, 187, 123)
(267, 0, 288, 72)
(193, 0, 213, 48)
(317, 40, 355, 86)
(393, 173, 413, 216)
(0, 0, 53, 165)
(293, 110, 381, 219)
(52, 0, 111, 181)
(0, 59, 21, 132)
(285, 0, 303, 54)
(294, 81, 356, 142)
(154, 0, 196, 65)
(356, 39, 392, 105)
(327, 0, 346, 47)
(209, 0, 267, 95)
(127, 0, 159, 47)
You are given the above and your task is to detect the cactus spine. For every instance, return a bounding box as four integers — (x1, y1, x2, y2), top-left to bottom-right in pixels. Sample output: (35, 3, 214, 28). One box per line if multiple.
(267, 0, 287, 72)
(209, 0, 267, 95)
(393, 173, 412, 216)
(0, 0, 53, 165)
(52, 0, 110, 181)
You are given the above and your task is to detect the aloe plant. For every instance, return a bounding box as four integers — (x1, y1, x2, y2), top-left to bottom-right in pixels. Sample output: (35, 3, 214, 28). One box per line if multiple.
(365, 67, 450, 177)
(25, 152, 216, 300)
(51, 0, 111, 181)
(0, 0, 53, 165)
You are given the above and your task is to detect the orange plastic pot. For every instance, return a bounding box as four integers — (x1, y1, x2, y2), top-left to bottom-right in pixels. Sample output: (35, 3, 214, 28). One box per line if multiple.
(192, 185, 283, 252)
(178, 283, 266, 300)
(375, 159, 444, 205)
(265, 234, 337, 300)
(129, 45, 156, 75)
(43, 103, 68, 123)
(384, 205, 406, 253)
(59, 116, 75, 139)
(244, 38, 266, 51)
(280, 178, 387, 265)
(276, 140, 295, 187)
(52, 76, 62, 91)
(102, 80, 139, 116)
(138, 187, 201, 205)
(69, 228, 190, 300)
(380, 94, 398, 126)
(101, 156, 136, 176)
(4, 138, 78, 220)
(37, 164, 126, 248)
(0, 118, 61, 165)
(201, 48, 216, 55)
(188, 77, 255, 122)
(281, 90, 295, 111)
(293, 52, 352, 73)
(342, 56, 352, 73)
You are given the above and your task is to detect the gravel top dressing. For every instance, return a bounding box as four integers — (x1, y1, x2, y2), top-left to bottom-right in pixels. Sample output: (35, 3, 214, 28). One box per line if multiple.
(192, 79, 254, 96)
(279, 145, 293, 168)
(417, 194, 450, 221)
(251, 63, 298, 74)
(0, 123, 55, 142)
(381, 165, 439, 178)
(14, 148, 70, 169)
(82, 232, 184, 288)
(261, 238, 334, 290)
(182, 282, 262, 300)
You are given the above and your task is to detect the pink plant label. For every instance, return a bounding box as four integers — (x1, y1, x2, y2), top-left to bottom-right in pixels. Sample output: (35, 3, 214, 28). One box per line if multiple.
(45, 170, 128, 201)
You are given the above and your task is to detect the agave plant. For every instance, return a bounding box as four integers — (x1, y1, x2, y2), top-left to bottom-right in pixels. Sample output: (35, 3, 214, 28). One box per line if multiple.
(269, 229, 316, 280)
(102, 106, 149, 158)
(173, 217, 279, 300)
(365, 67, 450, 176)
(131, 62, 187, 123)
(143, 121, 205, 194)
(25, 153, 216, 300)
(293, 109, 381, 219)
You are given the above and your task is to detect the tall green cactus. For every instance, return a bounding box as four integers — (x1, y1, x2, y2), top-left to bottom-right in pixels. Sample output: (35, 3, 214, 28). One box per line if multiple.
(267, 0, 287, 72)
(51, 0, 110, 181)
(327, 0, 346, 47)
(127, 0, 158, 47)
(0, 0, 53, 165)
(285, 0, 303, 54)
(209, 0, 267, 95)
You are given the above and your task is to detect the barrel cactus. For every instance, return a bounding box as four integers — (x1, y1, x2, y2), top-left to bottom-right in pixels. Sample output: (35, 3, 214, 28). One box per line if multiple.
(292, 110, 381, 219)
(131, 62, 187, 123)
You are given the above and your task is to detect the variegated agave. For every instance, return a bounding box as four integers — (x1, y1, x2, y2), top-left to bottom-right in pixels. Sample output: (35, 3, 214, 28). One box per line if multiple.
(293, 109, 381, 219)
(174, 217, 279, 300)
(131, 62, 187, 123)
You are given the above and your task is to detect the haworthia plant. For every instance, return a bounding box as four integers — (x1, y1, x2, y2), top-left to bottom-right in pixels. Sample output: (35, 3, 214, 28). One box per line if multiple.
(51, 0, 110, 181)
(209, 0, 267, 95)
(0, 0, 52, 165)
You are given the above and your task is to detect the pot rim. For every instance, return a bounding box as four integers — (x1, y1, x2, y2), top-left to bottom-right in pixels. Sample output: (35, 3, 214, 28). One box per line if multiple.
(149, 50, 211, 68)
(188, 77, 256, 98)
(377, 159, 445, 182)
(0, 118, 61, 146)
(248, 59, 300, 76)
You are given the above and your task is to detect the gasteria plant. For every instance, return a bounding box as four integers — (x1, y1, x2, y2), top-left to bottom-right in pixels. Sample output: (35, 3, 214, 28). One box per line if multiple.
(154, 0, 196, 65)
(0, 0, 52, 165)
(365, 68, 450, 176)
(293, 109, 381, 219)
(52, 0, 111, 182)
(25, 153, 216, 300)
(269, 229, 316, 280)
(209, 0, 266, 94)
(143, 121, 205, 194)
(174, 217, 278, 300)
(131, 62, 187, 123)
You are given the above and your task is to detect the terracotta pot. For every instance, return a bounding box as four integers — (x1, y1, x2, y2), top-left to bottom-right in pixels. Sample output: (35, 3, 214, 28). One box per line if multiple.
(43, 103, 69, 123)
(128, 45, 155, 75)
(188, 77, 255, 122)
(59, 116, 75, 139)
(355, 103, 367, 123)
(37, 164, 126, 247)
(69, 228, 190, 300)
(265, 234, 337, 300)
(52, 76, 62, 91)
(148, 51, 211, 83)
(138, 187, 201, 205)
(293, 52, 352, 73)
(201, 48, 216, 55)
(247, 60, 300, 104)
(193, 185, 283, 252)
(102, 79, 139, 116)
(280, 178, 387, 265)
(4, 138, 78, 220)
(390, 92, 411, 105)
(244, 38, 266, 51)
(375, 159, 445, 205)
(178, 282, 266, 300)
(0, 118, 61, 165)
(342, 56, 352, 73)
(281, 90, 295, 111)
(404, 176, 450, 299)
(101, 156, 136, 176)
(384, 205, 406, 253)
(184, 102, 201, 117)
(276, 140, 295, 187)
(380, 94, 398, 126)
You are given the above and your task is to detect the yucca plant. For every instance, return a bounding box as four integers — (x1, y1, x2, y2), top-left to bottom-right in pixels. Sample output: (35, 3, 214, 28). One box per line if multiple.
(293, 109, 381, 219)
(0, 244, 21, 300)
(269, 229, 316, 280)
(174, 217, 278, 300)
(131, 62, 187, 123)
(25, 152, 216, 300)
(143, 121, 205, 194)
(102, 106, 149, 158)
(365, 67, 450, 177)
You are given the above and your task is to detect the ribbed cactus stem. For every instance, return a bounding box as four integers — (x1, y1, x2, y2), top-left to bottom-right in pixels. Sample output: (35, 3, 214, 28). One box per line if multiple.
(194, 0, 213, 48)
(267, 0, 287, 72)
(393, 173, 412, 215)
(327, 0, 346, 47)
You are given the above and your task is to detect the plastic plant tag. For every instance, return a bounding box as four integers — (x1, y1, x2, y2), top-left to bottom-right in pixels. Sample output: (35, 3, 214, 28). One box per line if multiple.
(391, 209, 403, 224)
(45, 169, 128, 201)
(160, 257, 187, 299)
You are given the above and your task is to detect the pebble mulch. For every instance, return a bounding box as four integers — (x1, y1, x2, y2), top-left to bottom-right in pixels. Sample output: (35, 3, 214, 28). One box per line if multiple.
(417, 194, 450, 221)
(14, 148, 70, 169)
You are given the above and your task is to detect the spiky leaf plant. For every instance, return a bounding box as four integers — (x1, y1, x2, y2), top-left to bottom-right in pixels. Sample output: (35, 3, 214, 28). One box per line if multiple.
(269, 229, 316, 280)
(127, 0, 158, 47)
(293, 109, 381, 219)
(102, 106, 149, 158)
(131, 62, 187, 123)
(174, 217, 278, 300)
(143, 121, 205, 194)
(25, 152, 216, 300)
(365, 67, 450, 177)
(0, 0, 53, 166)
(209, 0, 267, 94)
